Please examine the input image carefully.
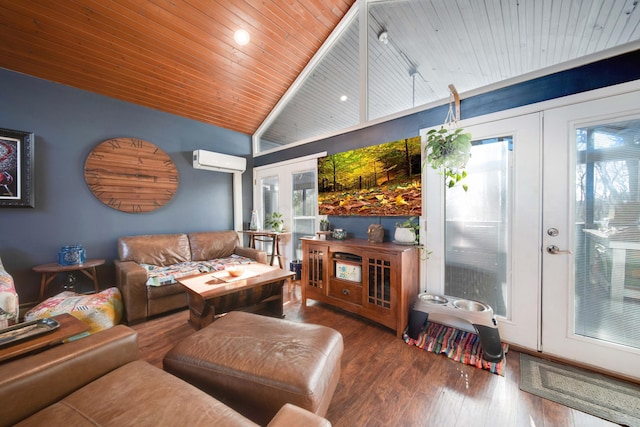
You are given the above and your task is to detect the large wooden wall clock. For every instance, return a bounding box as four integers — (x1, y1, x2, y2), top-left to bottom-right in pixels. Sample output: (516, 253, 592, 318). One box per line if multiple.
(84, 137, 179, 213)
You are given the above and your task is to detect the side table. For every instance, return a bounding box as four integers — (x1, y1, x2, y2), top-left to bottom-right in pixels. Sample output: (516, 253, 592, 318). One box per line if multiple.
(240, 230, 290, 268)
(0, 313, 89, 362)
(32, 259, 105, 302)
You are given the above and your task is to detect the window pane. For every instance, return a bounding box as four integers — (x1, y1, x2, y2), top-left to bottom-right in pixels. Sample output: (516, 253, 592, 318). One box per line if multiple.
(292, 170, 317, 259)
(444, 137, 511, 317)
(261, 175, 279, 221)
(259, 175, 279, 253)
(576, 119, 640, 349)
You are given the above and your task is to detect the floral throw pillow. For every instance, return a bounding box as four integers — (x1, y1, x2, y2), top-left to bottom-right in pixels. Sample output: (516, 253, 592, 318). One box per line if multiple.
(25, 287, 123, 334)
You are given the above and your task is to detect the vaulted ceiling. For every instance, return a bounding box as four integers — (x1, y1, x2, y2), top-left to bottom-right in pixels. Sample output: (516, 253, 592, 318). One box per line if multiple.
(0, 0, 354, 135)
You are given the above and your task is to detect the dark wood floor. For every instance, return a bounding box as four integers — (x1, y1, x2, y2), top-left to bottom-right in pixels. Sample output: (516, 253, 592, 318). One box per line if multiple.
(131, 284, 619, 427)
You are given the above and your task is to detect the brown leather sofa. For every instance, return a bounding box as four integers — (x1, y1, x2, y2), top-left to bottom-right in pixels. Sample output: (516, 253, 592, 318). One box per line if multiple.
(0, 325, 330, 427)
(116, 231, 267, 324)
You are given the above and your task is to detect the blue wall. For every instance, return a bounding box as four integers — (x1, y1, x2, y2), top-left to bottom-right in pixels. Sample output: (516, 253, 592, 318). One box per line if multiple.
(0, 69, 253, 303)
(4, 49, 640, 304)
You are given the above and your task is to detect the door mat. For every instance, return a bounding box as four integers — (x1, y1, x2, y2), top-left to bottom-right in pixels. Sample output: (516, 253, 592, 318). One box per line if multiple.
(404, 321, 508, 376)
(520, 353, 640, 426)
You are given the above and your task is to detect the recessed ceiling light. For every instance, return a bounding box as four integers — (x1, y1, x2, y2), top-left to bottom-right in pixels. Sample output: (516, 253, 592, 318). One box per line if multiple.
(234, 29, 250, 46)
(340, 95, 348, 102)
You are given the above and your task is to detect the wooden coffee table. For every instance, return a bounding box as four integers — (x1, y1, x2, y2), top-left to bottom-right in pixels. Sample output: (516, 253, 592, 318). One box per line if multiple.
(177, 263, 294, 330)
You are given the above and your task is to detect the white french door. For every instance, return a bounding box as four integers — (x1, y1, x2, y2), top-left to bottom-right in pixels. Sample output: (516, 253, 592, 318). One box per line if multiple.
(423, 113, 542, 350)
(542, 89, 640, 380)
(253, 156, 320, 268)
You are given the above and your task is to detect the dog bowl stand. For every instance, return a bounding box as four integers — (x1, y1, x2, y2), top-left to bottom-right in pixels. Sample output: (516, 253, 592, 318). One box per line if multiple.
(408, 292, 504, 363)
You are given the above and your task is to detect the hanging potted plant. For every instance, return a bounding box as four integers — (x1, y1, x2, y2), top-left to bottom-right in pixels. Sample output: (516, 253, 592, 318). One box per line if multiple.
(425, 126, 472, 191)
(424, 84, 472, 191)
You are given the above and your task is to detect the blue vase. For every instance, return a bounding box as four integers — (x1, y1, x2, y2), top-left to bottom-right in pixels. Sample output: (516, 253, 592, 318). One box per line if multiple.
(58, 245, 86, 266)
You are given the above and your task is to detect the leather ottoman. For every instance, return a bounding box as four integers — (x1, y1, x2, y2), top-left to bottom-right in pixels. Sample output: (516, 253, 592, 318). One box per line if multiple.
(163, 311, 343, 425)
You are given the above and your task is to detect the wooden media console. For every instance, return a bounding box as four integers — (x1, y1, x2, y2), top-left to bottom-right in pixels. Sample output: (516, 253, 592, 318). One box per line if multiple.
(301, 238, 419, 337)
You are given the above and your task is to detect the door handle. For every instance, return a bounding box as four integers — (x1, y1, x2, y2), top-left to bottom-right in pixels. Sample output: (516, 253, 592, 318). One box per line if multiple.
(546, 245, 572, 255)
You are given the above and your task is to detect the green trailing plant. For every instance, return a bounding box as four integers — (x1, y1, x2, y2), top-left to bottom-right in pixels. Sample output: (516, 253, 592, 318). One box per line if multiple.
(265, 212, 284, 231)
(395, 216, 420, 243)
(396, 216, 419, 233)
(424, 126, 472, 191)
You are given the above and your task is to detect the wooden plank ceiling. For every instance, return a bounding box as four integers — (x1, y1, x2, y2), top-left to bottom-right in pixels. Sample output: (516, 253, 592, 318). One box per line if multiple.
(0, 0, 354, 135)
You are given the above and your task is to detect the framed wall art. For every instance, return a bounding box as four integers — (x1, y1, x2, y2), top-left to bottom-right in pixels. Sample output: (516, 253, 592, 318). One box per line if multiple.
(0, 128, 35, 208)
(317, 136, 421, 216)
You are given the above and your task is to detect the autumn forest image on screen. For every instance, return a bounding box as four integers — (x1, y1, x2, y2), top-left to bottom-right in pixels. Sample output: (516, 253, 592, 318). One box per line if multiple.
(318, 136, 421, 216)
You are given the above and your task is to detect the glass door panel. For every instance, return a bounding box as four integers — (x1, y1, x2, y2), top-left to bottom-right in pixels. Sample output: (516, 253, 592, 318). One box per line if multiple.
(445, 137, 511, 317)
(543, 89, 640, 380)
(254, 157, 319, 269)
(423, 114, 541, 349)
(575, 119, 640, 349)
(292, 170, 317, 260)
(258, 175, 279, 255)
(261, 175, 279, 224)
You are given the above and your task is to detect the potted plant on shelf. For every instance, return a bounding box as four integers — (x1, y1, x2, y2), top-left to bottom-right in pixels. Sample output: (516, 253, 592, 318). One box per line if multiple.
(424, 126, 472, 191)
(394, 217, 419, 244)
(265, 212, 284, 232)
(319, 217, 330, 231)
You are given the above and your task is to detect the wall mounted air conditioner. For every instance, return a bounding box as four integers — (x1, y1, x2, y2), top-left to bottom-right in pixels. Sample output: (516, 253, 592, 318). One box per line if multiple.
(193, 149, 246, 173)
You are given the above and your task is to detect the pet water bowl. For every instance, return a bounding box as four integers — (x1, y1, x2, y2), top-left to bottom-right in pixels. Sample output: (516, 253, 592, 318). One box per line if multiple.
(419, 294, 448, 304)
(453, 299, 490, 312)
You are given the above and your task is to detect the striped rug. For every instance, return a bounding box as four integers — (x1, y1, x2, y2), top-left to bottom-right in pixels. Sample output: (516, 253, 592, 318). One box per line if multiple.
(404, 321, 508, 376)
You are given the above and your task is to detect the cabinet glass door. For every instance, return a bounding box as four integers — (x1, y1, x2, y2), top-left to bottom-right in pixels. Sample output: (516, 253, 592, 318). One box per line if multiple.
(306, 244, 325, 290)
(365, 253, 393, 310)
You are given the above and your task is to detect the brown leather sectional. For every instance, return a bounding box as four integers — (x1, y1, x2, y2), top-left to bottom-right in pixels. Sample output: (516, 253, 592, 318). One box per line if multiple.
(0, 325, 330, 426)
(115, 231, 267, 324)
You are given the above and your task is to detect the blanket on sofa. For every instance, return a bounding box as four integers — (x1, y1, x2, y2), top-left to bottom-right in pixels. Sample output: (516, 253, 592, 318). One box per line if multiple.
(141, 254, 255, 287)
